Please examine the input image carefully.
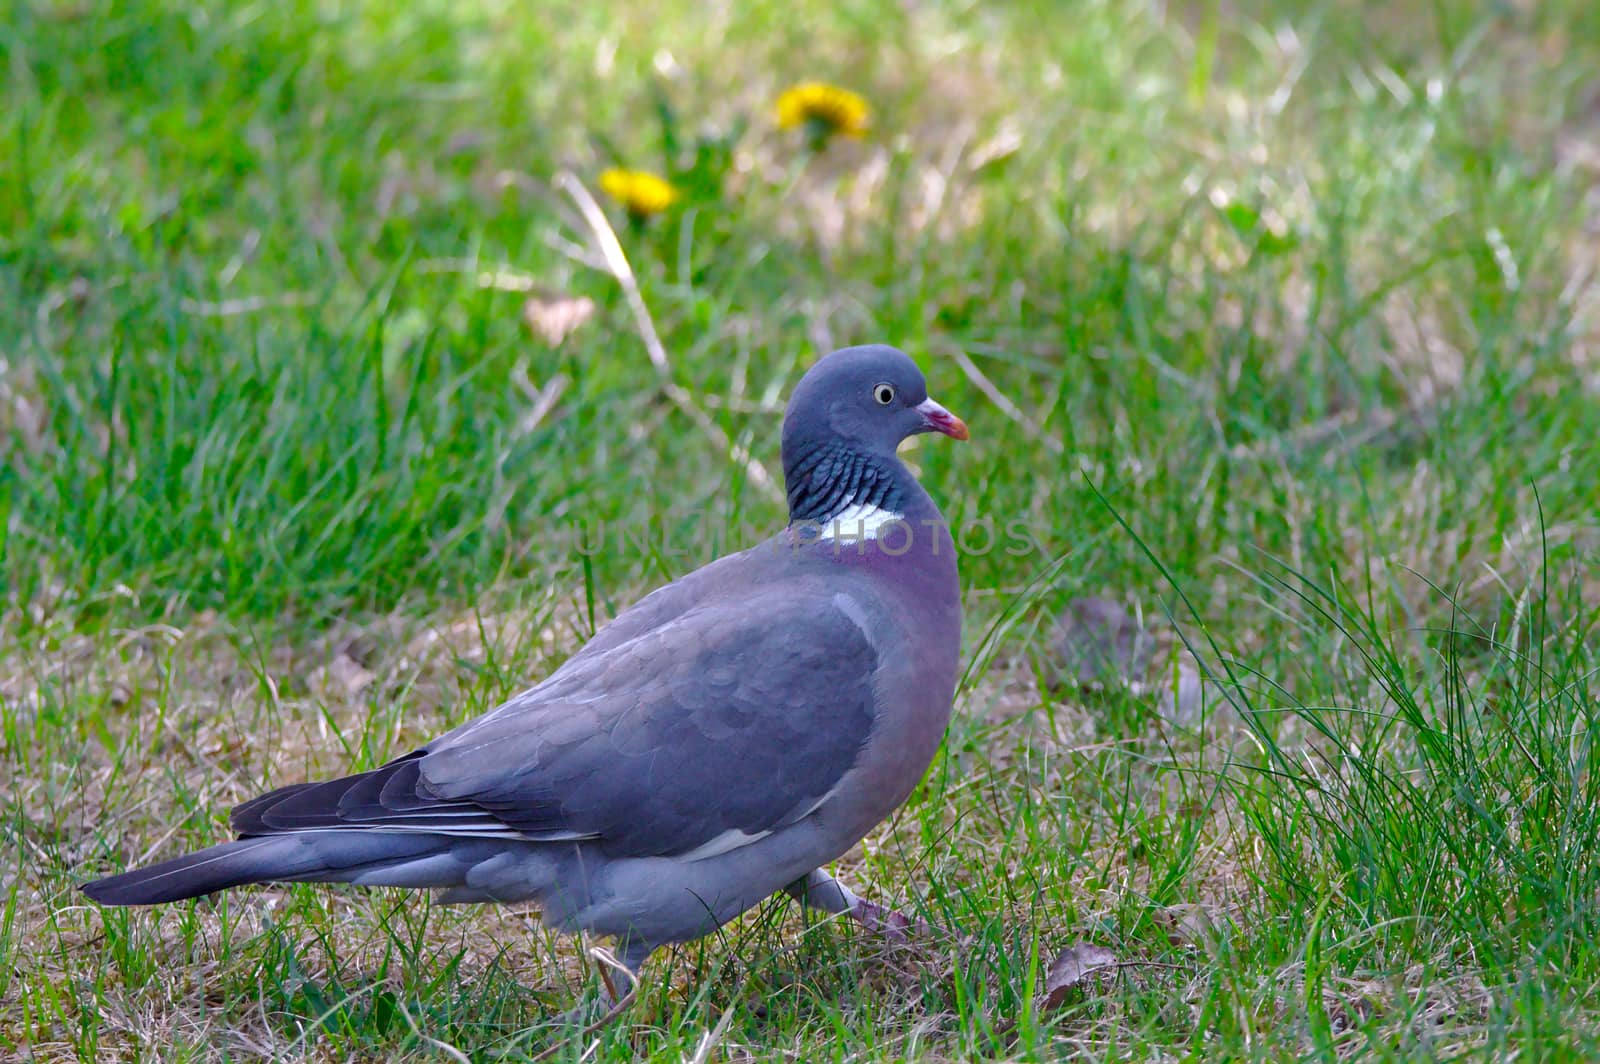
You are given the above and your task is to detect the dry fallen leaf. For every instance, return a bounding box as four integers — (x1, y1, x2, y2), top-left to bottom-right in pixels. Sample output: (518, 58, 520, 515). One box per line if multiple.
(1157, 903, 1221, 947)
(1040, 942, 1118, 1009)
(522, 294, 596, 346)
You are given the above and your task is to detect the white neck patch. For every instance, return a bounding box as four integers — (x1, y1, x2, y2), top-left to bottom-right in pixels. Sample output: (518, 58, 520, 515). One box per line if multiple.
(817, 500, 904, 542)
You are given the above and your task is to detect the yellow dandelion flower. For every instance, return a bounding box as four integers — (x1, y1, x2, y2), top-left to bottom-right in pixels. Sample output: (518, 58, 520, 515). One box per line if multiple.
(598, 168, 681, 219)
(775, 82, 870, 147)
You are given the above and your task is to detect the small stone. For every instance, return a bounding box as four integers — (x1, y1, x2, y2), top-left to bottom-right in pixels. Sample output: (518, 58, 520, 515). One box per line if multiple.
(1046, 596, 1156, 691)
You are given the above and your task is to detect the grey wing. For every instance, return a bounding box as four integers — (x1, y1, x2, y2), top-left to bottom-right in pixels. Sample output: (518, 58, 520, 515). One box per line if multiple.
(558, 539, 777, 664)
(418, 595, 880, 857)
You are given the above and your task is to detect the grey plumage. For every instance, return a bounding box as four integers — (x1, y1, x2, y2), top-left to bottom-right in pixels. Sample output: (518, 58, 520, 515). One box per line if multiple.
(83, 344, 968, 981)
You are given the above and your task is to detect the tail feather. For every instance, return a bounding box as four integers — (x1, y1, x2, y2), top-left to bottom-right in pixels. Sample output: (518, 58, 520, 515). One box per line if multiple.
(225, 753, 529, 839)
(81, 833, 459, 906)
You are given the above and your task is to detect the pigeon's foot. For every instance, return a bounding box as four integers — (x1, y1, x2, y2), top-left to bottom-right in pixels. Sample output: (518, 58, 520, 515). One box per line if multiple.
(546, 979, 634, 1025)
(848, 897, 933, 941)
(531, 946, 642, 1061)
(785, 868, 934, 942)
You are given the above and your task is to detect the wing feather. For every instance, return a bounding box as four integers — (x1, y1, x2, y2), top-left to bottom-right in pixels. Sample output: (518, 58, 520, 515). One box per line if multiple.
(225, 587, 881, 860)
(422, 593, 880, 856)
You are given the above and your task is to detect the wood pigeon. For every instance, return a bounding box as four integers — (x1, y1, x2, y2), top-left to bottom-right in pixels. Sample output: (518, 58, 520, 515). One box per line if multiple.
(83, 344, 968, 1001)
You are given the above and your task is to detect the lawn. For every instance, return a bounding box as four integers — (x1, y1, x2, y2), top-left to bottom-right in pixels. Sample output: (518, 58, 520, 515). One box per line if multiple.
(4, 0, 1600, 1058)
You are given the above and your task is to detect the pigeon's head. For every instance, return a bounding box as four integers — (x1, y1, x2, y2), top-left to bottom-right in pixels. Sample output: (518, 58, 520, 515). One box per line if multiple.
(782, 345, 969, 461)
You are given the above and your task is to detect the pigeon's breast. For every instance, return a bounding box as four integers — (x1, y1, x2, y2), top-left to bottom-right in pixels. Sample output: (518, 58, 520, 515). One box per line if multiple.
(795, 521, 962, 834)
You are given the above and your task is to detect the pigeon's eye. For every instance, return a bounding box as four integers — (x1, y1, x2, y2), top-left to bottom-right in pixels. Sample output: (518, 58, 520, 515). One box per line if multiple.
(873, 383, 896, 406)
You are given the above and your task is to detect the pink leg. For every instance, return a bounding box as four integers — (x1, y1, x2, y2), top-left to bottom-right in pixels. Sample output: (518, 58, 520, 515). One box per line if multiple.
(785, 868, 931, 939)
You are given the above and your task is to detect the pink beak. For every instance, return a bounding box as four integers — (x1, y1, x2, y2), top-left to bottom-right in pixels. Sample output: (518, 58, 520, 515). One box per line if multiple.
(916, 397, 970, 441)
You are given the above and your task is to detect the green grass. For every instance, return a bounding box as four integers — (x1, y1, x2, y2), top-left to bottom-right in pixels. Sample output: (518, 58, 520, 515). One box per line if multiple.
(4, 0, 1600, 1058)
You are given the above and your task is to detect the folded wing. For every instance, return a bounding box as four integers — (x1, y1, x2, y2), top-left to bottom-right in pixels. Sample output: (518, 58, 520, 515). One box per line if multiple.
(232, 594, 881, 861)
